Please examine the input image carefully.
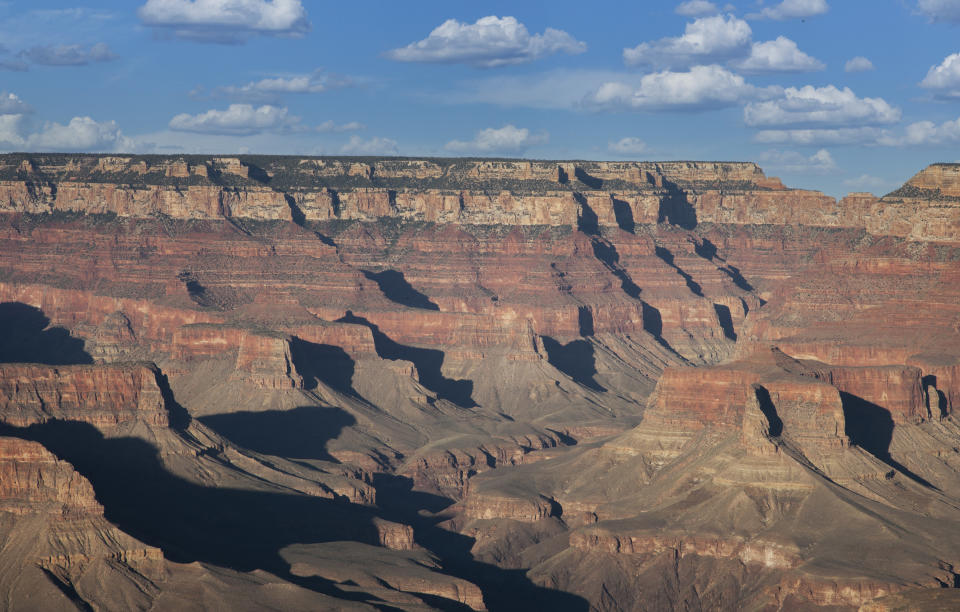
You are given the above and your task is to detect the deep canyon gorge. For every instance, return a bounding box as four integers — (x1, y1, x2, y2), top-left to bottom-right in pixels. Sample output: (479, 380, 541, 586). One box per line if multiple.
(0, 154, 959, 611)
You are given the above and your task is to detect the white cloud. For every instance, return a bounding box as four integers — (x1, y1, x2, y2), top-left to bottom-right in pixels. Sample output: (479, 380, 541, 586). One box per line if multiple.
(916, 0, 960, 23)
(18, 43, 116, 66)
(169, 104, 301, 135)
(623, 15, 752, 68)
(137, 0, 310, 43)
(734, 36, 824, 73)
(210, 69, 353, 101)
(753, 127, 887, 145)
(878, 117, 960, 146)
(676, 1, 721, 16)
(5, 116, 134, 152)
(748, 0, 829, 20)
(920, 53, 960, 98)
(340, 135, 399, 156)
(758, 148, 837, 174)
(607, 137, 648, 155)
(0, 92, 30, 114)
(0, 114, 26, 147)
(386, 16, 586, 68)
(622, 15, 819, 74)
(844, 56, 874, 72)
(744, 85, 900, 127)
(589, 65, 774, 111)
(445, 124, 548, 154)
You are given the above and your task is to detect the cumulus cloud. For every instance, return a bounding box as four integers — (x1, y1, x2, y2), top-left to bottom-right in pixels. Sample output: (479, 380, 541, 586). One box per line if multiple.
(28, 117, 133, 151)
(675, 1, 721, 16)
(748, 0, 829, 20)
(916, 0, 960, 23)
(386, 16, 586, 68)
(137, 0, 310, 43)
(844, 56, 874, 72)
(622, 15, 821, 73)
(758, 148, 837, 174)
(316, 120, 364, 133)
(607, 137, 648, 155)
(0, 114, 134, 152)
(169, 104, 302, 135)
(18, 43, 116, 66)
(208, 69, 353, 101)
(744, 85, 900, 127)
(340, 135, 398, 156)
(445, 124, 548, 154)
(0, 114, 27, 147)
(877, 117, 960, 146)
(589, 65, 775, 111)
(920, 53, 960, 98)
(753, 127, 887, 145)
(623, 14, 752, 68)
(734, 36, 824, 73)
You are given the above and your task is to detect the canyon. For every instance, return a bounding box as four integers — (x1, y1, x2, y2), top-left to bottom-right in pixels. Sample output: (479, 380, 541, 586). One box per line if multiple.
(0, 153, 958, 611)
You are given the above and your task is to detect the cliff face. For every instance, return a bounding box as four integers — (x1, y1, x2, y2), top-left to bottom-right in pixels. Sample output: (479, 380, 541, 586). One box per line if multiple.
(1, 154, 960, 611)
(0, 154, 955, 241)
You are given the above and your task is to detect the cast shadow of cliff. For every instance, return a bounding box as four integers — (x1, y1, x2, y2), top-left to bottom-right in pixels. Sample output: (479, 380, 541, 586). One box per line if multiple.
(337, 312, 477, 408)
(199, 406, 355, 463)
(0, 302, 93, 365)
(2, 419, 588, 610)
(840, 392, 937, 489)
(612, 198, 635, 233)
(540, 336, 606, 392)
(0, 419, 384, 604)
(714, 303, 737, 341)
(362, 269, 439, 311)
(289, 337, 366, 401)
(654, 246, 703, 297)
(658, 179, 697, 230)
(590, 238, 642, 300)
(694, 237, 755, 292)
(373, 473, 590, 612)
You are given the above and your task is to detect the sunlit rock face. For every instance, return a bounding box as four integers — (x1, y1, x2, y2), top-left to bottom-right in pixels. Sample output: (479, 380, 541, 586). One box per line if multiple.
(0, 153, 959, 611)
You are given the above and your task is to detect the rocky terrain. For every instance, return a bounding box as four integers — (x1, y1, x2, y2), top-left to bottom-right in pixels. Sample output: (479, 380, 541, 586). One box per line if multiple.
(0, 154, 958, 610)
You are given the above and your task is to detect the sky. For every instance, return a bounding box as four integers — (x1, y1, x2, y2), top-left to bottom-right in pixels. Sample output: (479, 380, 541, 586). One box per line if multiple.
(0, 0, 958, 197)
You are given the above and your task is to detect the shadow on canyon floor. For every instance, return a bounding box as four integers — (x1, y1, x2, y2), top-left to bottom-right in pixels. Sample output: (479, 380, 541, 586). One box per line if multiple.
(541, 336, 606, 393)
(374, 473, 589, 612)
(0, 419, 388, 606)
(362, 269, 440, 311)
(0, 302, 93, 365)
(199, 405, 355, 463)
(840, 391, 938, 489)
(338, 311, 477, 408)
(1, 416, 588, 611)
(289, 337, 366, 400)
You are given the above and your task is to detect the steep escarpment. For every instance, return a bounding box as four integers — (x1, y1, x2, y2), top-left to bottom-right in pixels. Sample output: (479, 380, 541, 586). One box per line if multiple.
(1, 154, 955, 242)
(0, 154, 959, 611)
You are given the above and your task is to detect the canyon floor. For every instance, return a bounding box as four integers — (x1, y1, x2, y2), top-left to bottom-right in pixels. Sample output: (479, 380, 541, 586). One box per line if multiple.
(0, 154, 959, 611)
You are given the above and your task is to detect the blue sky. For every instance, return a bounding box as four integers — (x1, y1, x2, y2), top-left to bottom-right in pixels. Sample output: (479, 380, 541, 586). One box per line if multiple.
(1, 0, 959, 196)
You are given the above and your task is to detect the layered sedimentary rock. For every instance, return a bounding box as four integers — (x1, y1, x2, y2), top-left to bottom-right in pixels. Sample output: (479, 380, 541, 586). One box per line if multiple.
(1, 154, 959, 611)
